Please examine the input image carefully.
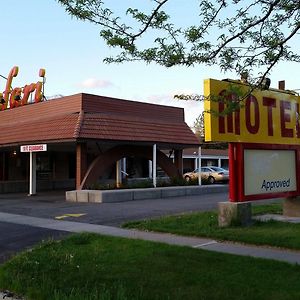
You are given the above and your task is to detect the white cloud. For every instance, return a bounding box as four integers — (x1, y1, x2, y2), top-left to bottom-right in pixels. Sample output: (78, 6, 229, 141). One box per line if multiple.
(77, 78, 114, 89)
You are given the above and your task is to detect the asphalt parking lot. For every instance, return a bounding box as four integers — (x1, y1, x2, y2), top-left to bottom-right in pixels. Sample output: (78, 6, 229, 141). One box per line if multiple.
(0, 189, 229, 226)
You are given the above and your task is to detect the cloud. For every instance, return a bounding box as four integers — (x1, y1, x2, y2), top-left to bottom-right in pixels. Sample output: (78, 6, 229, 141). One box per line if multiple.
(77, 78, 114, 89)
(146, 93, 174, 106)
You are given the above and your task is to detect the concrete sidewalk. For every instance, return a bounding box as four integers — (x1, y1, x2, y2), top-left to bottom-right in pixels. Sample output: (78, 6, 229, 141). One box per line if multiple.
(0, 212, 300, 265)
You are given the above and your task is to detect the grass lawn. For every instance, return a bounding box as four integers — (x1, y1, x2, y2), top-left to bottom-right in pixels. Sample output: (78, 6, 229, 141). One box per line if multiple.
(123, 203, 300, 250)
(1, 233, 300, 300)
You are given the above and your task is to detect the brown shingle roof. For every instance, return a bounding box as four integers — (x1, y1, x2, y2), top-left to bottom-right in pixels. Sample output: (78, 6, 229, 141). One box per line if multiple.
(0, 93, 199, 147)
(79, 113, 196, 144)
(0, 114, 78, 145)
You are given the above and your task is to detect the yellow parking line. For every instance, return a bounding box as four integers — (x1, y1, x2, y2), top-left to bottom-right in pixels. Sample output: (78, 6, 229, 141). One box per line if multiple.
(55, 213, 86, 220)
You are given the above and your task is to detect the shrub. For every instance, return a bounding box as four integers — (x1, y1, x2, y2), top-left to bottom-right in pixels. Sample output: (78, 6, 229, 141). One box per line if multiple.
(88, 176, 211, 190)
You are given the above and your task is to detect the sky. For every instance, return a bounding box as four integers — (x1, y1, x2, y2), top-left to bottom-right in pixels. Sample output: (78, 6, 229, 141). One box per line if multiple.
(1, 1, 299, 127)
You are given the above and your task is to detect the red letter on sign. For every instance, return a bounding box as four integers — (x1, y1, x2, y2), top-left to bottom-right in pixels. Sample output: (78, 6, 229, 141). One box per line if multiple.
(218, 90, 240, 135)
(262, 97, 276, 136)
(2, 66, 19, 110)
(296, 103, 300, 138)
(245, 95, 259, 134)
(280, 100, 293, 137)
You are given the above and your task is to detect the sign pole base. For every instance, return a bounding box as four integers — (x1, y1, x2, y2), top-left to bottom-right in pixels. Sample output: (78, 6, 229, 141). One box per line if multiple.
(283, 196, 300, 217)
(218, 201, 252, 227)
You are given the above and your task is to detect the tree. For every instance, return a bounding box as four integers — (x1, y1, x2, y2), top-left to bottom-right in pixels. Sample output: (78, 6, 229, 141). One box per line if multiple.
(193, 112, 205, 139)
(58, 0, 299, 84)
(192, 112, 228, 148)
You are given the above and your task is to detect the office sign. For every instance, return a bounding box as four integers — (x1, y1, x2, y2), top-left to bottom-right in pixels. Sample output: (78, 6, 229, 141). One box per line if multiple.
(20, 144, 47, 152)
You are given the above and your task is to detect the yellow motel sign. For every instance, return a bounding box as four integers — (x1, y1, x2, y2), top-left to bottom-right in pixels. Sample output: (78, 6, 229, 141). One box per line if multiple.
(204, 79, 300, 145)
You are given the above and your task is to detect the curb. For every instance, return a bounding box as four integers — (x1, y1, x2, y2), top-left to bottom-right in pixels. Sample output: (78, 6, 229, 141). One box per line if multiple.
(66, 185, 229, 203)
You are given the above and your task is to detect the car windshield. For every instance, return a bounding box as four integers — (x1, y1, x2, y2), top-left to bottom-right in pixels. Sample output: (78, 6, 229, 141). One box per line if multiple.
(209, 166, 227, 172)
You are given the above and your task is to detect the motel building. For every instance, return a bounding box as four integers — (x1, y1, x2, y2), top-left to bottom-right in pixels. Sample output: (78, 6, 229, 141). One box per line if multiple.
(0, 92, 202, 193)
(182, 148, 228, 173)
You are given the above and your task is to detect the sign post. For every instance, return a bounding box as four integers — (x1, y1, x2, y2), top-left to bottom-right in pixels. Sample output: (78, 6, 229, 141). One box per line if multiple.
(29, 152, 36, 196)
(20, 144, 47, 196)
(198, 147, 201, 186)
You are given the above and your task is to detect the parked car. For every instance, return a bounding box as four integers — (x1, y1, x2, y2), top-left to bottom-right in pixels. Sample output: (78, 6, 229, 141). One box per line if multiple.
(183, 166, 229, 184)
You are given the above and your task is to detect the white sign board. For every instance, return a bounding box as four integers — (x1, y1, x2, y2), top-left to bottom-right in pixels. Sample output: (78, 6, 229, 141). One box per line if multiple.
(244, 149, 297, 196)
(20, 144, 47, 152)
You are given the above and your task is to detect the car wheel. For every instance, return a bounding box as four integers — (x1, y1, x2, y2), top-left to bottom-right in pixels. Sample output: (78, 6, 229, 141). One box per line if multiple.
(184, 176, 191, 182)
(208, 176, 215, 184)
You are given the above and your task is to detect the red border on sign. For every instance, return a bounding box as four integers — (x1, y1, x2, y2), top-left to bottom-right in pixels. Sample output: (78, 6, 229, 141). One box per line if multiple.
(229, 142, 300, 202)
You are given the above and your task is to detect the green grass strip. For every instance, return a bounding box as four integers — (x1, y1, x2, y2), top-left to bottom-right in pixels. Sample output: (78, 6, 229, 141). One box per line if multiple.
(123, 203, 300, 250)
(1, 233, 300, 300)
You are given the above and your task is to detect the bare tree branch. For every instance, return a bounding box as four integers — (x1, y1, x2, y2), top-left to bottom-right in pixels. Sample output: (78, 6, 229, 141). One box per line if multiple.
(130, 0, 169, 40)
